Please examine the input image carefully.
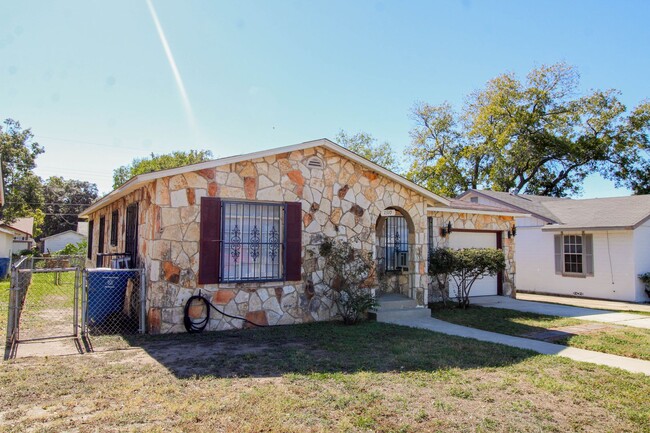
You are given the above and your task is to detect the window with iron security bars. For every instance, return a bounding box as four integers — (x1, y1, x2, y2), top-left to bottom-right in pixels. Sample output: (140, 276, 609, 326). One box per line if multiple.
(221, 201, 284, 282)
(384, 216, 409, 271)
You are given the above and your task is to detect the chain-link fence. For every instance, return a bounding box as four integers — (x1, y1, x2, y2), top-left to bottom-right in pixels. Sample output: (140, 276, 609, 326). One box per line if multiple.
(82, 268, 145, 336)
(4, 257, 146, 359)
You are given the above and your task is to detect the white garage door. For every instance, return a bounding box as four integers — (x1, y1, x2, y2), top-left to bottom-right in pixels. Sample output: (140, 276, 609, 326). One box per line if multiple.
(448, 231, 499, 297)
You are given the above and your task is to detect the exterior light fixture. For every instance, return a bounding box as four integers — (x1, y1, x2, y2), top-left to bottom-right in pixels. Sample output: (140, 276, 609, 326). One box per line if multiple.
(507, 224, 517, 238)
(440, 221, 453, 237)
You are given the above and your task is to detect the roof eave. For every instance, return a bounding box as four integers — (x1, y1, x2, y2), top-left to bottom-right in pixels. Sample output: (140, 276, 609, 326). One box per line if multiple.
(541, 225, 634, 232)
(427, 206, 530, 218)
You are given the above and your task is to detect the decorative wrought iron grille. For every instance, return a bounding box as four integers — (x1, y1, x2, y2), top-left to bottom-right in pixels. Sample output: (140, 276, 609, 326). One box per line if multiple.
(221, 202, 284, 282)
(384, 216, 409, 271)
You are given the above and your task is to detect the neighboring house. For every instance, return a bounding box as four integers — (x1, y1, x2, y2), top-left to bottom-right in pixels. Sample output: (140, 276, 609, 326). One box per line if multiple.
(80, 139, 521, 334)
(458, 190, 650, 303)
(0, 227, 14, 278)
(0, 217, 35, 252)
(42, 230, 87, 253)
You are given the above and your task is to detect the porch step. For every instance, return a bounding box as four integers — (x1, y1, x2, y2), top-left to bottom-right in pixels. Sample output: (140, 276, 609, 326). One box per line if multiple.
(370, 294, 431, 322)
(373, 307, 432, 322)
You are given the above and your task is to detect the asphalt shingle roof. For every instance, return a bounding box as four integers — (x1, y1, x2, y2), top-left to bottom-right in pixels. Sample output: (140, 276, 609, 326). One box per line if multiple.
(464, 190, 650, 230)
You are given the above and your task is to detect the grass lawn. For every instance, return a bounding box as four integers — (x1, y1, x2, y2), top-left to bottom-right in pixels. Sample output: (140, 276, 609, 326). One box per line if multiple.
(2, 321, 650, 432)
(432, 305, 650, 361)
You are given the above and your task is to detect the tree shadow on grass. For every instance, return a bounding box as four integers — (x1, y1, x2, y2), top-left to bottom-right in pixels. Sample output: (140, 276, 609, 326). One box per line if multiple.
(117, 321, 538, 379)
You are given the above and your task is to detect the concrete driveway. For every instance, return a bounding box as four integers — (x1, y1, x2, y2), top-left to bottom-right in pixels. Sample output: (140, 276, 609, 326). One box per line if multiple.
(472, 296, 650, 329)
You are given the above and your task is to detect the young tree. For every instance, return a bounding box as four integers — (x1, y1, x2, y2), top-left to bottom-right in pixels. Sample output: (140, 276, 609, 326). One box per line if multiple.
(0, 119, 45, 224)
(428, 248, 505, 309)
(335, 130, 400, 172)
(41, 176, 99, 239)
(113, 149, 214, 189)
(407, 63, 650, 197)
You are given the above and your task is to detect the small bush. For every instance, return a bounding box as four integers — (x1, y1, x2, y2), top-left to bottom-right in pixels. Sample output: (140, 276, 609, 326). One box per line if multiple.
(639, 272, 650, 299)
(319, 238, 379, 325)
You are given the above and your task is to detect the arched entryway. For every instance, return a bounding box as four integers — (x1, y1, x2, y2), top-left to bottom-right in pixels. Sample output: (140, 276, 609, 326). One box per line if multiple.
(375, 207, 415, 298)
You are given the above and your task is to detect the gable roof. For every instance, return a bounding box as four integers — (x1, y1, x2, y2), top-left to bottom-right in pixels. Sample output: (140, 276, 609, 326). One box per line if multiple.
(80, 138, 452, 217)
(458, 189, 569, 223)
(1, 217, 34, 236)
(42, 230, 87, 241)
(459, 189, 650, 230)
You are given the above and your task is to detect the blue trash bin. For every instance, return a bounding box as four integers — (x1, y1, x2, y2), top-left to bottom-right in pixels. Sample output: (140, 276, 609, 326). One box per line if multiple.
(86, 269, 138, 325)
(0, 258, 9, 279)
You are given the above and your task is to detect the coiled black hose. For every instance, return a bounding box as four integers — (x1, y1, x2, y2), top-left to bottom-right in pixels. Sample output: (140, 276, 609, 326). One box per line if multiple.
(183, 294, 268, 333)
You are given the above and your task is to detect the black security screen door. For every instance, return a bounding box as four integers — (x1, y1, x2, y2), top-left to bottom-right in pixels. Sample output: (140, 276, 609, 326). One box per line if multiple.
(96, 217, 105, 267)
(384, 216, 408, 271)
(125, 203, 139, 268)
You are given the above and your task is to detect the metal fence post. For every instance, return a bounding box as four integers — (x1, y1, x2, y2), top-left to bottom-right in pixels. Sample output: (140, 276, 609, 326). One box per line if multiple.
(139, 268, 146, 334)
(81, 269, 87, 336)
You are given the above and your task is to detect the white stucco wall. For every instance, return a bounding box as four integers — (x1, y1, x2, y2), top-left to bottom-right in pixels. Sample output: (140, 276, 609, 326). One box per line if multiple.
(633, 220, 650, 302)
(516, 228, 639, 302)
(43, 231, 86, 253)
(0, 231, 13, 258)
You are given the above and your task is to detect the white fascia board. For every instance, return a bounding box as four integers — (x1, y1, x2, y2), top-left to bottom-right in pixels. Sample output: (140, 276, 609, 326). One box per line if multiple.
(427, 206, 530, 218)
(81, 138, 451, 217)
(541, 225, 633, 232)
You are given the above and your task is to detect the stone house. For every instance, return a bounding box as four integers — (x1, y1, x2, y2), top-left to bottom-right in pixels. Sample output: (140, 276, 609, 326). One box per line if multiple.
(80, 139, 520, 333)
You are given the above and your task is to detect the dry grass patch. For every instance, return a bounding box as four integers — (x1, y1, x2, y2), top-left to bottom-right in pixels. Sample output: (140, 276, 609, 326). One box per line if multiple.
(1, 321, 649, 432)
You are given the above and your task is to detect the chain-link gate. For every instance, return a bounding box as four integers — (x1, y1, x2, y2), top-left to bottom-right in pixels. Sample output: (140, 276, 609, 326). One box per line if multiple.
(5, 256, 84, 359)
(82, 268, 145, 336)
(5, 257, 146, 360)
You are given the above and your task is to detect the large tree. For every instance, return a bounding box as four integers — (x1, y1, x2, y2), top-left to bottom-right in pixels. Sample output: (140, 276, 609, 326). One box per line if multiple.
(0, 119, 45, 224)
(407, 63, 650, 197)
(335, 130, 400, 172)
(112, 149, 214, 189)
(41, 176, 98, 239)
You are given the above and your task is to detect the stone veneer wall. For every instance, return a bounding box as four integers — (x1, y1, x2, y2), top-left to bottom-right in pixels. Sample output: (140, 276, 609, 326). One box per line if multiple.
(144, 146, 438, 333)
(85, 187, 154, 271)
(86, 146, 516, 334)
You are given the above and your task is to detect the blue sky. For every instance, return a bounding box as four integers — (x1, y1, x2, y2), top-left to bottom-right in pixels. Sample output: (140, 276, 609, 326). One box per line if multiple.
(2, 0, 649, 196)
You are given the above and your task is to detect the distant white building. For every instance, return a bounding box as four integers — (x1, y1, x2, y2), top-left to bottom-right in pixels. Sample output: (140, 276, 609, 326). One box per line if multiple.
(0, 217, 35, 252)
(42, 230, 87, 253)
(458, 190, 650, 303)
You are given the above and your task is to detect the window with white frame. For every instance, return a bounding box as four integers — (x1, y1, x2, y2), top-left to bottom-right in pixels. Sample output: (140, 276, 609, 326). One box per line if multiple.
(563, 234, 583, 274)
(555, 232, 593, 277)
(221, 201, 284, 282)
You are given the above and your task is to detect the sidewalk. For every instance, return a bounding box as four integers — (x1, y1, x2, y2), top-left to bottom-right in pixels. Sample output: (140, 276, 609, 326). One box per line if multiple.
(471, 296, 650, 329)
(382, 316, 650, 375)
(516, 292, 650, 313)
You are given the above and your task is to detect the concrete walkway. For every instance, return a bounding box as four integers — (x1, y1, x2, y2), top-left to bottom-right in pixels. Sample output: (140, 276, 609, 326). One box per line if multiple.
(517, 292, 650, 313)
(382, 315, 650, 375)
(471, 296, 650, 329)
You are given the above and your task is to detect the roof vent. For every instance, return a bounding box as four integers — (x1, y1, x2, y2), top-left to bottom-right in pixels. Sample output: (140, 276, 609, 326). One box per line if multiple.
(307, 157, 323, 168)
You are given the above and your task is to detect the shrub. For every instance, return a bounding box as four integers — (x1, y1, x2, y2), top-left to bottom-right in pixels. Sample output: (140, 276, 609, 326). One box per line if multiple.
(318, 238, 379, 325)
(53, 240, 87, 257)
(639, 272, 650, 299)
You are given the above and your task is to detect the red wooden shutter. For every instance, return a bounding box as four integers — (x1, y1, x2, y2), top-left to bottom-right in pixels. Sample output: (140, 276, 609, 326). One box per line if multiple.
(198, 197, 221, 284)
(284, 202, 302, 281)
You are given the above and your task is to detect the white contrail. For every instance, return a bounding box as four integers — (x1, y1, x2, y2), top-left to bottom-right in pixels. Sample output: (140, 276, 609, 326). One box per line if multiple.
(145, 0, 197, 139)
